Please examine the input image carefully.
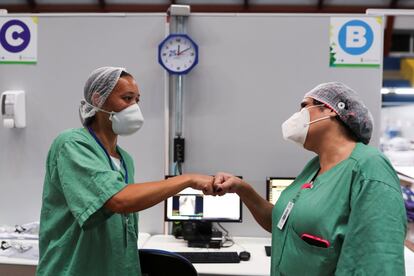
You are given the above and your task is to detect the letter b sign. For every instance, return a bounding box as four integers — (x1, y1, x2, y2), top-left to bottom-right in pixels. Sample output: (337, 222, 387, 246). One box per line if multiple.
(338, 20, 373, 55)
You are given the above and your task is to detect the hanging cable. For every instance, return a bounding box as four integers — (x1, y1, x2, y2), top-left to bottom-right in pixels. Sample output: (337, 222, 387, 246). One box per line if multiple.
(216, 222, 235, 248)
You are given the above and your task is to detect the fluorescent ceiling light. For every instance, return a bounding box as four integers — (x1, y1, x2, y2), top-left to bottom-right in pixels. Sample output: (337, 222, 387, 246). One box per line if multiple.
(382, 88, 414, 94)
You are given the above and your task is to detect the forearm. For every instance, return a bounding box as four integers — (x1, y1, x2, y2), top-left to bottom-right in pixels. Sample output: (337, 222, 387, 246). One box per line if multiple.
(237, 182, 274, 232)
(105, 175, 192, 213)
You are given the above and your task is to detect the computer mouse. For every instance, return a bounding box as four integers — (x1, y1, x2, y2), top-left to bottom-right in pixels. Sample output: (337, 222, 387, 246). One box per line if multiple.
(239, 251, 251, 261)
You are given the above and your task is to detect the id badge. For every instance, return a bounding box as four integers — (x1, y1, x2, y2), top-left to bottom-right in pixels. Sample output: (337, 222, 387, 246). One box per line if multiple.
(277, 201, 294, 230)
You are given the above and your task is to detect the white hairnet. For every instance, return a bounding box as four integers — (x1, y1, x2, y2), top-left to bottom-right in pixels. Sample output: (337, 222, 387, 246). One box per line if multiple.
(79, 66, 127, 125)
(305, 82, 374, 144)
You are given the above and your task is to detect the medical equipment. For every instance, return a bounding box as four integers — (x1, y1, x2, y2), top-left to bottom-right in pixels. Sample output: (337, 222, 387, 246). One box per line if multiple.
(164, 175, 242, 248)
(165, 185, 242, 222)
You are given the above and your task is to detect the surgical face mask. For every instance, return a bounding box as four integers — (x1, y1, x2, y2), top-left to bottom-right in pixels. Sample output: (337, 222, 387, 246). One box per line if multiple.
(83, 100, 144, 135)
(281, 105, 331, 146)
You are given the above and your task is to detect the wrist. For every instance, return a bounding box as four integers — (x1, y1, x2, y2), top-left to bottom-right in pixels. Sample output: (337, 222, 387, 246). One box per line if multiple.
(182, 174, 194, 188)
(169, 174, 193, 189)
(235, 180, 247, 195)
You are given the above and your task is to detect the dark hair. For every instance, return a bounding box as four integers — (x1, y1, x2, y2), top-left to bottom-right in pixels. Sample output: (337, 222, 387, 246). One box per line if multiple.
(312, 99, 325, 110)
(84, 117, 94, 126)
(120, 71, 133, 78)
(312, 99, 357, 142)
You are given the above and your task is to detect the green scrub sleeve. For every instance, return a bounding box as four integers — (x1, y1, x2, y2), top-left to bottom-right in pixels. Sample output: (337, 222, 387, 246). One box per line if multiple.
(56, 140, 127, 229)
(335, 179, 407, 275)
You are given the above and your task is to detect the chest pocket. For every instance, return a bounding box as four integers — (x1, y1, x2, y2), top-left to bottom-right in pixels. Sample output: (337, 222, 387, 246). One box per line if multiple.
(279, 225, 338, 276)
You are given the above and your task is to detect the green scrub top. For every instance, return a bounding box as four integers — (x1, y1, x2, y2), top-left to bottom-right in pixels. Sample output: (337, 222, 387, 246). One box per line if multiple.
(271, 142, 407, 276)
(36, 128, 141, 276)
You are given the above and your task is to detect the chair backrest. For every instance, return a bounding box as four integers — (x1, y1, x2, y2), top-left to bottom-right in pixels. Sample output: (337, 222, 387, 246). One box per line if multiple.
(139, 248, 198, 276)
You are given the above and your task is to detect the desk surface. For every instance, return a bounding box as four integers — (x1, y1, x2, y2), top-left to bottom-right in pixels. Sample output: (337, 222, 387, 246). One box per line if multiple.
(142, 234, 414, 276)
(0, 232, 152, 266)
(142, 234, 272, 276)
(2, 233, 414, 276)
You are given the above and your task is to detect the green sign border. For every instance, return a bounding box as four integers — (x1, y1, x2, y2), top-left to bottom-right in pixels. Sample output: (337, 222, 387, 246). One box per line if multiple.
(0, 61, 37, 64)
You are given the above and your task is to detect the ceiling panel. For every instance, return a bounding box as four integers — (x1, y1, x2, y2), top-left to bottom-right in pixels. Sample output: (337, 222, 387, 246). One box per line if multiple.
(105, 0, 169, 3)
(398, 0, 414, 7)
(35, 0, 97, 4)
(2, 0, 414, 13)
(250, 0, 318, 4)
(1, 0, 27, 4)
(325, 0, 390, 6)
(176, 0, 244, 4)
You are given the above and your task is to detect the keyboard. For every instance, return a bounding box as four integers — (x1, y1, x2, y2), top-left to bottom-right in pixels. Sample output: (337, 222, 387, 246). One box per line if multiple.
(174, 251, 240, 263)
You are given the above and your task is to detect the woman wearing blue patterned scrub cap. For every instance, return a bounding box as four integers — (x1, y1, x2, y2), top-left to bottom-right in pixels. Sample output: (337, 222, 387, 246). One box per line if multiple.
(213, 82, 406, 276)
(37, 66, 214, 276)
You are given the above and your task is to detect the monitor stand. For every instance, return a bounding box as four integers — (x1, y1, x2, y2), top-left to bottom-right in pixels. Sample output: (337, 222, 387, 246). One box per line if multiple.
(182, 221, 222, 248)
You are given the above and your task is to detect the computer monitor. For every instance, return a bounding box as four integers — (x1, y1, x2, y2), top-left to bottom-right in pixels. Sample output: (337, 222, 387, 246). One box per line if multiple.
(164, 175, 243, 247)
(164, 175, 243, 222)
(266, 177, 295, 205)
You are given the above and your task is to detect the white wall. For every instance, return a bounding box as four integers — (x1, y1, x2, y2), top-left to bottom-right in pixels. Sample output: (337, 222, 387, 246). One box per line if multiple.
(0, 14, 167, 234)
(0, 13, 383, 237)
(182, 14, 383, 237)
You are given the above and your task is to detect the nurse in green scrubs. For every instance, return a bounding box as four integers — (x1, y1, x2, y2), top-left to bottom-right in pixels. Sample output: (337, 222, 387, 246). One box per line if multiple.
(36, 67, 214, 276)
(213, 82, 406, 275)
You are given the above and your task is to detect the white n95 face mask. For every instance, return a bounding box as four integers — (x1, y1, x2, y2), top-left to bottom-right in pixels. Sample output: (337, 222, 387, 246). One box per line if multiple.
(109, 104, 144, 136)
(83, 100, 144, 136)
(281, 105, 330, 146)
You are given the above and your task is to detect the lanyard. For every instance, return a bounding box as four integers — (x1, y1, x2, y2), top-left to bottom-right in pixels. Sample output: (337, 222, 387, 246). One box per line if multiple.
(277, 168, 320, 230)
(87, 127, 131, 248)
(87, 127, 129, 184)
(291, 168, 320, 203)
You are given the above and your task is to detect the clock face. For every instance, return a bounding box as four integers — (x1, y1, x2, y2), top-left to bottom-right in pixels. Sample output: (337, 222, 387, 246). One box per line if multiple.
(158, 34, 198, 75)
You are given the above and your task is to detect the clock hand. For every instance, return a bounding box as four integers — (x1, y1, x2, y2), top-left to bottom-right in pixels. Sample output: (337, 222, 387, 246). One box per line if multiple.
(178, 47, 191, 55)
(177, 45, 180, 56)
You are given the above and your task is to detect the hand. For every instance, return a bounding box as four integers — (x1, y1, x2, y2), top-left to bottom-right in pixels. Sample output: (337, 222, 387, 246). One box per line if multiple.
(186, 174, 215, 195)
(213, 172, 244, 196)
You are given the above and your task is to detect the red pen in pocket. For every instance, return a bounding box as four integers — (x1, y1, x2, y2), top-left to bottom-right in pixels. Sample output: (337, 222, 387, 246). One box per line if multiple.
(301, 233, 330, 248)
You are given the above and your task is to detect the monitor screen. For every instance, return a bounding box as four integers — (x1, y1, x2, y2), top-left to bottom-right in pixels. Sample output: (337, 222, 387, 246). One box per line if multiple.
(164, 175, 243, 222)
(266, 177, 295, 205)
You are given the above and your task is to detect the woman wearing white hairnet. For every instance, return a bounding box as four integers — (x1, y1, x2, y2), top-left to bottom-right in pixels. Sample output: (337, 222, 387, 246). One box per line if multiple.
(36, 67, 214, 276)
(213, 82, 406, 275)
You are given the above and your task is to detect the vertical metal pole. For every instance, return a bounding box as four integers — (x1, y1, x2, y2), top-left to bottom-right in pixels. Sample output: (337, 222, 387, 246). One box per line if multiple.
(164, 15, 171, 177)
(175, 16, 186, 139)
(163, 14, 171, 236)
(176, 75, 183, 137)
(166, 5, 190, 234)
